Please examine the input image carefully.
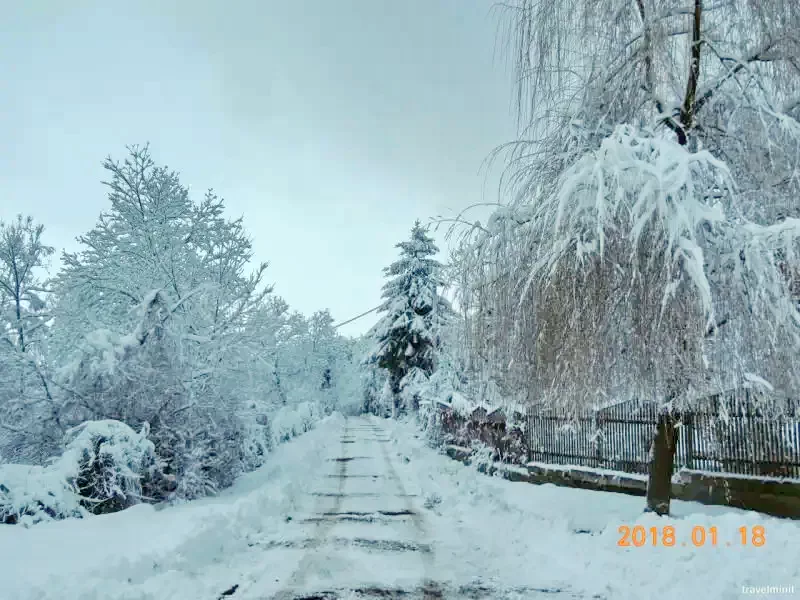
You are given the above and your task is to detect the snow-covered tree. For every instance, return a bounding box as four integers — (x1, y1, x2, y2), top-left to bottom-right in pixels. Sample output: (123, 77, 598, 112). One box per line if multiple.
(0, 215, 57, 462)
(39, 145, 277, 498)
(1, 145, 365, 513)
(451, 0, 800, 514)
(308, 310, 338, 405)
(367, 221, 452, 416)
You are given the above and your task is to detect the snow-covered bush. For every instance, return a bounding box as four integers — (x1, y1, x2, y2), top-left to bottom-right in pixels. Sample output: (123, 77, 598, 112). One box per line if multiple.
(58, 420, 163, 514)
(469, 440, 497, 474)
(360, 361, 390, 417)
(239, 420, 273, 472)
(166, 444, 218, 502)
(378, 379, 395, 417)
(146, 418, 243, 502)
(0, 419, 163, 524)
(271, 406, 302, 444)
(296, 401, 317, 433)
(0, 463, 85, 526)
(417, 400, 443, 448)
(399, 367, 428, 413)
(271, 402, 321, 446)
(2, 147, 363, 504)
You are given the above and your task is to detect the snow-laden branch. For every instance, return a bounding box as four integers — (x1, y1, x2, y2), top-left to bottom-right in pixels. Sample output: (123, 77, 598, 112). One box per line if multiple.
(523, 125, 731, 325)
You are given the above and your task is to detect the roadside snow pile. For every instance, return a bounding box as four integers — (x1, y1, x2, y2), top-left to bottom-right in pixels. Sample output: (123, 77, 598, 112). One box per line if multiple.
(0, 420, 160, 525)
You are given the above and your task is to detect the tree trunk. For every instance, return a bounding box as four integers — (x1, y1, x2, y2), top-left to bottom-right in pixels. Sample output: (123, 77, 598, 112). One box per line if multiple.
(645, 412, 679, 515)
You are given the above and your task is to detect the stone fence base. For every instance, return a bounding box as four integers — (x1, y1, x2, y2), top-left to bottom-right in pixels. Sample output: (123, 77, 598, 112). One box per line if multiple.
(444, 445, 800, 519)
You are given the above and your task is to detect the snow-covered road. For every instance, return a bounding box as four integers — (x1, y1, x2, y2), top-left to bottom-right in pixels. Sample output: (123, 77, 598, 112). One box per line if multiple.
(263, 417, 441, 598)
(209, 416, 551, 598)
(2, 414, 799, 599)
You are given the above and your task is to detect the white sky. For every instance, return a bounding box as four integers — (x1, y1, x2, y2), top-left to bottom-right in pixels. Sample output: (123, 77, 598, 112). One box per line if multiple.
(1, 1, 516, 336)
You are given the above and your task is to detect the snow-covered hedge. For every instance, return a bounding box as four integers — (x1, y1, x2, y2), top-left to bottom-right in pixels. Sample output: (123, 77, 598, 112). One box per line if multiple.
(1, 404, 332, 525)
(0, 419, 164, 525)
(239, 419, 273, 472)
(147, 420, 239, 503)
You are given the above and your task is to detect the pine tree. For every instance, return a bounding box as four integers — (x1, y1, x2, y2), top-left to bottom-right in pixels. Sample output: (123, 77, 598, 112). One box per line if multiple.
(368, 221, 451, 416)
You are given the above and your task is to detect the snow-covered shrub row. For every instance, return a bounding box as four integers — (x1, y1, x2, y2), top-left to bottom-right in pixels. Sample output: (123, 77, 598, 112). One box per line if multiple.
(0, 420, 162, 525)
(2, 302, 342, 518)
(270, 402, 318, 444)
(0, 147, 363, 506)
(239, 418, 274, 473)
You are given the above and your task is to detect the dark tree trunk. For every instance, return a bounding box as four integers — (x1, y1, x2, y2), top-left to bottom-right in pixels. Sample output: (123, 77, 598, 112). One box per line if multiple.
(646, 412, 679, 515)
(389, 372, 403, 418)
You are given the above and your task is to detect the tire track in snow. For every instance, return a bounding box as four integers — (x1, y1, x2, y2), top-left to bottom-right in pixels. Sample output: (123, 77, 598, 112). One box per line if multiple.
(373, 419, 442, 600)
(262, 417, 438, 600)
(269, 417, 352, 599)
(233, 417, 575, 599)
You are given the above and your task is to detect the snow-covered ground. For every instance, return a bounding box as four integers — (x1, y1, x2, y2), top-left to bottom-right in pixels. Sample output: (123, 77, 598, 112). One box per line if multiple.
(1, 415, 798, 599)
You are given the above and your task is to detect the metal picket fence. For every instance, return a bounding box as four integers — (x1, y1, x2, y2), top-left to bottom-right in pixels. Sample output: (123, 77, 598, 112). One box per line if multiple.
(527, 391, 800, 479)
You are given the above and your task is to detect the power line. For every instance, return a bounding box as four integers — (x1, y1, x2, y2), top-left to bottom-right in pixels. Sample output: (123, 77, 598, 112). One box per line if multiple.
(334, 304, 381, 329)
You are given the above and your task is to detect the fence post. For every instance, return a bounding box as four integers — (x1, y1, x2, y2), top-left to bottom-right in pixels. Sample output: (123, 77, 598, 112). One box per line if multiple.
(526, 406, 533, 463)
(594, 411, 604, 468)
(684, 411, 695, 470)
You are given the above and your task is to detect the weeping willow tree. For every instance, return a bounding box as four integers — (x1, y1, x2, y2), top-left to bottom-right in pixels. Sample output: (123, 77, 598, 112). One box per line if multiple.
(455, 0, 800, 514)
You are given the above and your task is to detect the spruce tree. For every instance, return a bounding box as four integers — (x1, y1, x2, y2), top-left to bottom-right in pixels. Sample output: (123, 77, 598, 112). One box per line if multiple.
(368, 221, 450, 416)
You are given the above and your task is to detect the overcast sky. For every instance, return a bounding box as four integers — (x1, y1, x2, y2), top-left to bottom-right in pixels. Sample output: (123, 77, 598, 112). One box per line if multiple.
(1, 1, 516, 336)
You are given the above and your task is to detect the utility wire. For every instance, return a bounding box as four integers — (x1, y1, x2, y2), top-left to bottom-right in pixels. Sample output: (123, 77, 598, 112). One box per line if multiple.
(333, 304, 381, 329)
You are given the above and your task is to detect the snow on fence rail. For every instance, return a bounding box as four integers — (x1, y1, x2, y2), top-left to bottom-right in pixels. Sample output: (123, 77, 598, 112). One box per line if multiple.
(434, 402, 527, 465)
(526, 390, 800, 480)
